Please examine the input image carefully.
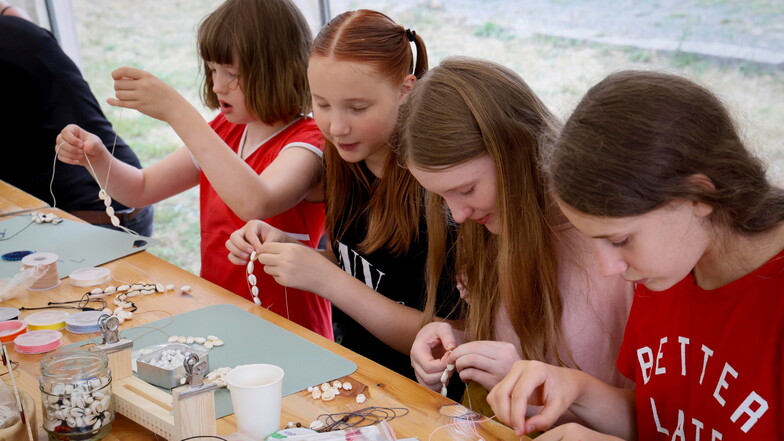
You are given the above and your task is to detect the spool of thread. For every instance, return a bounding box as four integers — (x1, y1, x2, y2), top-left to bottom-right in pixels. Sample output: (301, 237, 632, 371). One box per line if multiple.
(0, 320, 27, 343)
(65, 311, 105, 334)
(25, 311, 69, 331)
(68, 267, 112, 287)
(13, 330, 62, 354)
(0, 307, 20, 322)
(21, 252, 60, 291)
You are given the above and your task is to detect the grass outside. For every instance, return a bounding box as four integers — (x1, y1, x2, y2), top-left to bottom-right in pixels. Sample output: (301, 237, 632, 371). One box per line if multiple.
(72, 0, 784, 274)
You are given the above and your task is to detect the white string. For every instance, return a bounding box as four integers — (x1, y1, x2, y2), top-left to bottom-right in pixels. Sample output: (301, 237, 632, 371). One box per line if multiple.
(51, 143, 64, 208)
(80, 109, 140, 238)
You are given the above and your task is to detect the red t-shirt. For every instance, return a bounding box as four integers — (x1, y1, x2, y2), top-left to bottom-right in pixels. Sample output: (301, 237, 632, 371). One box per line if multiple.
(619, 249, 784, 440)
(199, 115, 332, 339)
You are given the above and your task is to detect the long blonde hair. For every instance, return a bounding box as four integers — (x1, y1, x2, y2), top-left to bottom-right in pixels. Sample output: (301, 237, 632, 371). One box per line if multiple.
(399, 57, 566, 363)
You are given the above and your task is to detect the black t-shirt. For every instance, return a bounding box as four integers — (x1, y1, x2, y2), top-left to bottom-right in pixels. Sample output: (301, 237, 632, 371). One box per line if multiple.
(330, 162, 460, 380)
(0, 17, 146, 217)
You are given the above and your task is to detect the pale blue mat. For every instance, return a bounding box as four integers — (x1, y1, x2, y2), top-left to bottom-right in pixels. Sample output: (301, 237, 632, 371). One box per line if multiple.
(0, 216, 150, 279)
(74, 304, 356, 418)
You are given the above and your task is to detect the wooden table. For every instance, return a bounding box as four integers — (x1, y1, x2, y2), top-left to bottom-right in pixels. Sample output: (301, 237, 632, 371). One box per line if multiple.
(0, 180, 49, 218)
(0, 194, 521, 440)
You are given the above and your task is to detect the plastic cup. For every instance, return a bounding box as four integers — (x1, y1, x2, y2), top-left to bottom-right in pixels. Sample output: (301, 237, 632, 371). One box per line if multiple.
(226, 364, 284, 440)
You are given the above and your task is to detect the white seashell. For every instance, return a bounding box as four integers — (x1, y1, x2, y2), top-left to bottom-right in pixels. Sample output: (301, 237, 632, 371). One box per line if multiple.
(186, 336, 195, 344)
(90, 288, 104, 295)
(168, 336, 178, 343)
(180, 377, 187, 385)
(331, 387, 340, 395)
(117, 284, 130, 292)
(356, 393, 366, 404)
(247, 274, 257, 285)
(155, 283, 164, 292)
(311, 389, 321, 399)
(52, 383, 65, 395)
(100, 377, 109, 387)
(212, 340, 224, 347)
(332, 380, 342, 389)
(90, 402, 103, 414)
(34, 217, 43, 223)
(75, 416, 84, 427)
(84, 396, 94, 404)
(207, 335, 219, 341)
(307, 386, 314, 392)
(66, 417, 76, 427)
(194, 337, 206, 344)
(310, 420, 324, 431)
(250, 251, 257, 261)
(177, 336, 186, 343)
(247, 261, 254, 274)
(181, 285, 192, 293)
(92, 392, 104, 400)
(166, 284, 175, 291)
(253, 297, 261, 306)
(140, 289, 156, 295)
(98, 189, 108, 200)
(203, 342, 214, 350)
(446, 364, 455, 371)
(320, 383, 330, 392)
(48, 395, 59, 404)
(342, 382, 352, 390)
(74, 396, 85, 408)
(88, 379, 101, 390)
(251, 286, 259, 297)
(440, 386, 448, 396)
(84, 414, 97, 425)
(440, 371, 449, 384)
(321, 391, 335, 401)
(93, 420, 102, 431)
(100, 395, 111, 409)
(106, 206, 115, 217)
(104, 197, 112, 208)
(64, 384, 74, 394)
(104, 286, 116, 294)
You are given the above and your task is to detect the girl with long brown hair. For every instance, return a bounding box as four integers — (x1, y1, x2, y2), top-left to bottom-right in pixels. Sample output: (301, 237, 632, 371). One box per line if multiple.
(488, 71, 784, 440)
(227, 9, 458, 380)
(57, 0, 331, 338)
(400, 57, 633, 419)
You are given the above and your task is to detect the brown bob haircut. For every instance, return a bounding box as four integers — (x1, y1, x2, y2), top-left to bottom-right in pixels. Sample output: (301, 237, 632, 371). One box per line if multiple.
(197, 0, 312, 124)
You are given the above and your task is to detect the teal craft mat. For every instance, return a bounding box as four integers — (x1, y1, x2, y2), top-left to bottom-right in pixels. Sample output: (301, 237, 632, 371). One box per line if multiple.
(0, 216, 150, 279)
(73, 304, 357, 419)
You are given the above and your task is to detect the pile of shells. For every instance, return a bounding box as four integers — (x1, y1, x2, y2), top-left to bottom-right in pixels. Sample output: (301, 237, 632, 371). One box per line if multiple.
(42, 377, 113, 436)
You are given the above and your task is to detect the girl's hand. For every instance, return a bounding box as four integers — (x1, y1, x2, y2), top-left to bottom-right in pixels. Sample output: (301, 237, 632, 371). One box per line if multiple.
(226, 220, 291, 264)
(108, 67, 187, 122)
(446, 340, 520, 391)
(531, 423, 625, 441)
(55, 124, 109, 166)
(410, 322, 464, 391)
(255, 242, 332, 292)
(487, 360, 582, 436)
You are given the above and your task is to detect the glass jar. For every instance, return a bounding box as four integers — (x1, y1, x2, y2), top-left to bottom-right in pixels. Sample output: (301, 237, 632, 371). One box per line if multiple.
(39, 347, 114, 441)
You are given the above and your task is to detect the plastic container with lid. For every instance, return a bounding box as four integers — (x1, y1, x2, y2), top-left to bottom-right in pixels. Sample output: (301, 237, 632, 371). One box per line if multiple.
(39, 347, 114, 440)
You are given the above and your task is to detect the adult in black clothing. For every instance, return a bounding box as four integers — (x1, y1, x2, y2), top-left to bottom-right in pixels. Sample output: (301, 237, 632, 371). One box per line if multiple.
(0, 14, 153, 236)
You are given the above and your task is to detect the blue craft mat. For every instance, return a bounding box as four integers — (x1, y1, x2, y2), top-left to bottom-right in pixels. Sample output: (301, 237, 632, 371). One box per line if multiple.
(73, 304, 357, 419)
(0, 216, 150, 279)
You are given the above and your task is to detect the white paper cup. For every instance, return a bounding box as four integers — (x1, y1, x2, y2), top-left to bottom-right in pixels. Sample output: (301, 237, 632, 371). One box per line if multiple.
(226, 364, 285, 440)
